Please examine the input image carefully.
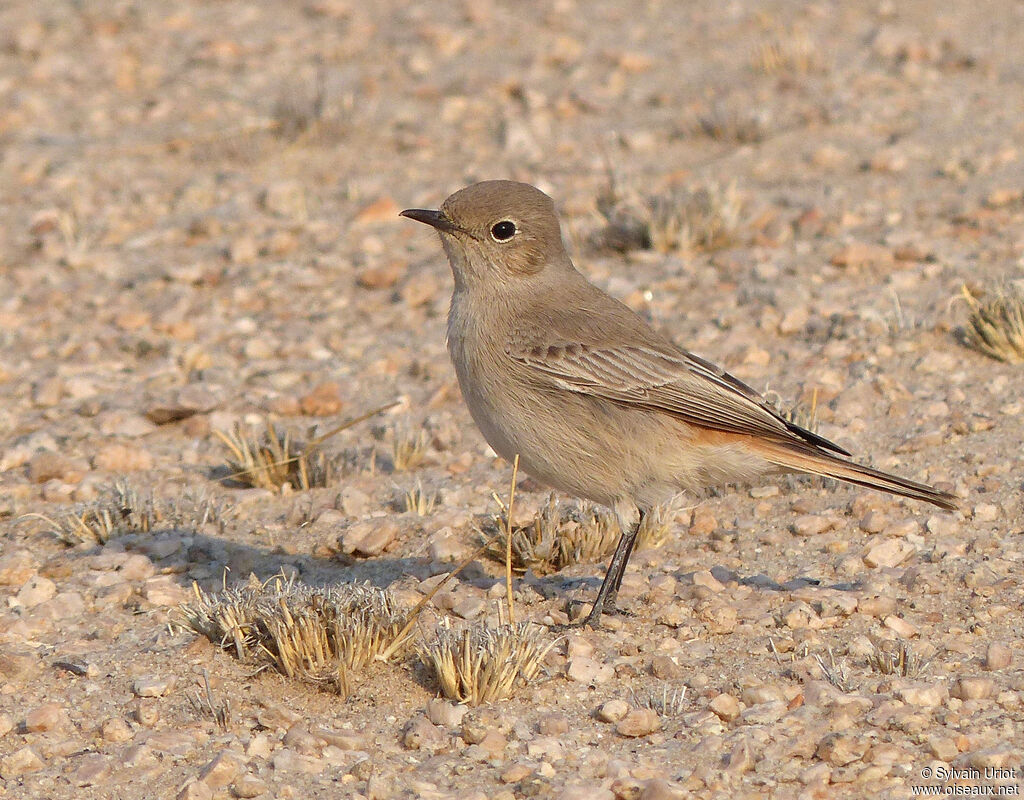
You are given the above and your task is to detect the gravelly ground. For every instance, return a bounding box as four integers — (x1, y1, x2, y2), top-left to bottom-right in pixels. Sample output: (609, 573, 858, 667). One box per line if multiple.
(1, 1, 1023, 798)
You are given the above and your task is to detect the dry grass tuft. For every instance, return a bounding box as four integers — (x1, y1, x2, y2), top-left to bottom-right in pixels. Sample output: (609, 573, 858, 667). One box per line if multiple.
(403, 481, 437, 516)
(32, 481, 224, 545)
(595, 182, 744, 255)
(391, 424, 430, 472)
(958, 284, 1024, 363)
(216, 421, 339, 491)
(482, 494, 677, 575)
(814, 647, 854, 692)
(694, 102, 771, 143)
(176, 575, 413, 695)
(752, 25, 822, 75)
(631, 684, 690, 718)
(867, 639, 930, 678)
(418, 618, 557, 706)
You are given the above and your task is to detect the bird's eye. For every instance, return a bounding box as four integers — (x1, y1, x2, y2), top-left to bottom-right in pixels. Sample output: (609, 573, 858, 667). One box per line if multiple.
(490, 220, 517, 242)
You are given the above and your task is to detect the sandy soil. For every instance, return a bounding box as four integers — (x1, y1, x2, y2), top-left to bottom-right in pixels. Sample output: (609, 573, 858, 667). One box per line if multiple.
(1, 1, 1023, 798)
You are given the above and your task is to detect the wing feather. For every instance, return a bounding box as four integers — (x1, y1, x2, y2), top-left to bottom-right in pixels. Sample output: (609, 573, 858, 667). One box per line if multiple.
(511, 340, 849, 456)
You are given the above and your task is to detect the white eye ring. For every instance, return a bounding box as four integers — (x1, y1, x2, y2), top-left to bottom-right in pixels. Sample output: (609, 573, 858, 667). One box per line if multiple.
(490, 220, 517, 242)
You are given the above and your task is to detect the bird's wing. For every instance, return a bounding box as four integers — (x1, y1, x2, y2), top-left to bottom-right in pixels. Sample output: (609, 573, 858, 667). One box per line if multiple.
(509, 340, 849, 455)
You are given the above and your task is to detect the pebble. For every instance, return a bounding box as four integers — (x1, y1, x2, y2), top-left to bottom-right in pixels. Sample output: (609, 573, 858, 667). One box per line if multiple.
(0, 550, 38, 586)
(537, 713, 570, 736)
(972, 503, 999, 522)
(985, 642, 1012, 670)
(92, 443, 154, 472)
(0, 746, 44, 778)
(0, 713, 13, 738)
(141, 576, 189, 605)
(24, 702, 67, 732)
(135, 699, 160, 726)
(863, 539, 915, 569)
(615, 708, 661, 738)
(598, 699, 630, 723)
(691, 570, 724, 592)
(177, 780, 212, 800)
(402, 715, 445, 750)
(101, 717, 134, 742)
(270, 748, 325, 774)
(883, 615, 918, 638)
(567, 656, 614, 684)
(199, 750, 244, 788)
(299, 381, 344, 416)
(16, 575, 56, 608)
(708, 693, 741, 722)
(895, 682, 948, 707)
(422, 698, 465, 729)
(74, 753, 111, 786)
(790, 514, 834, 537)
(952, 677, 995, 700)
(339, 520, 399, 556)
(231, 774, 268, 798)
(817, 733, 869, 766)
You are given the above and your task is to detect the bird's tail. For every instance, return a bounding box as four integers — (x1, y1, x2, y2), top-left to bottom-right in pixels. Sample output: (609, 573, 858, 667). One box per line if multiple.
(753, 441, 958, 511)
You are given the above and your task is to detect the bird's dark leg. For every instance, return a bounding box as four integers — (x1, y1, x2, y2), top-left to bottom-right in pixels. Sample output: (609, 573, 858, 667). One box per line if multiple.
(583, 510, 644, 627)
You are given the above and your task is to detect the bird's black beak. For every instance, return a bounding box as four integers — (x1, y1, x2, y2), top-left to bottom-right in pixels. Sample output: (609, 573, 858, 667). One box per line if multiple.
(399, 208, 461, 234)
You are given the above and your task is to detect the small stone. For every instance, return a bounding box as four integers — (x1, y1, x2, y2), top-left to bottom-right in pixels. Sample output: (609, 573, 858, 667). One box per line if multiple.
(199, 750, 244, 788)
(708, 693, 741, 722)
(740, 700, 787, 725)
(27, 452, 78, 483)
(859, 512, 887, 534)
(567, 656, 614, 684)
(691, 569, 724, 592)
(339, 520, 399, 557)
(864, 539, 915, 569)
(895, 682, 948, 707)
(101, 717, 134, 742)
(231, 775, 268, 798)
(270, 749, 324, 774)
(972, 503, 999, 522)
(537, 713, 569, 736)
(0, 713, 13, 738)
(985, 642, 1012, 670)
(790, 514, 834, 537)
(141, 576, 188, 605)
(357, 262, 404, 290)
(615, 708, 661, 738)
(501, 763, 534, 784)
(477, 729, 507, 759)
(817, 733, 869, 766)
(0, 550, 38, 586)
(177, 780, 213, 800)
(354, 196, 400, 224)
(426, 698, 467, 728)
(598, 699, 630, 723)
(639, 779, 684, 800)
(282, 724, 323, 755)
(402, 716, 445, 750)
(74, 753, 110, 786)
(16, 575, 56, 608)
(32, 377, 64, 407)
(883, 615, 918, 638)
(927, 736, 959, 761)
(689, 506, 717, 535)
(831, 242, 894, 269)
(952, 677, 995, 700)
(857, 595, 897, 618)
(135, 699, 160, 726)
(261, 180, 307, 218)
(299, 382, 343, 416)
(24, 703, 67, 732)
(0, 746, 44, 778)
(92, 443, 154, 472)
(650, 654, 681, 679)
(778, 307, 809, 335)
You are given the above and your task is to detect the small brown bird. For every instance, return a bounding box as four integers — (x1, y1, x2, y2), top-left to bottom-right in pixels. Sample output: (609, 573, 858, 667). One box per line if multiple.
(401, 180, 957, 627)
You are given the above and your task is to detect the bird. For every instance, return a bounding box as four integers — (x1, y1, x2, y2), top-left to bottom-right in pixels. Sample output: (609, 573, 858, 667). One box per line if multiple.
(400, 180, 958, 627)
